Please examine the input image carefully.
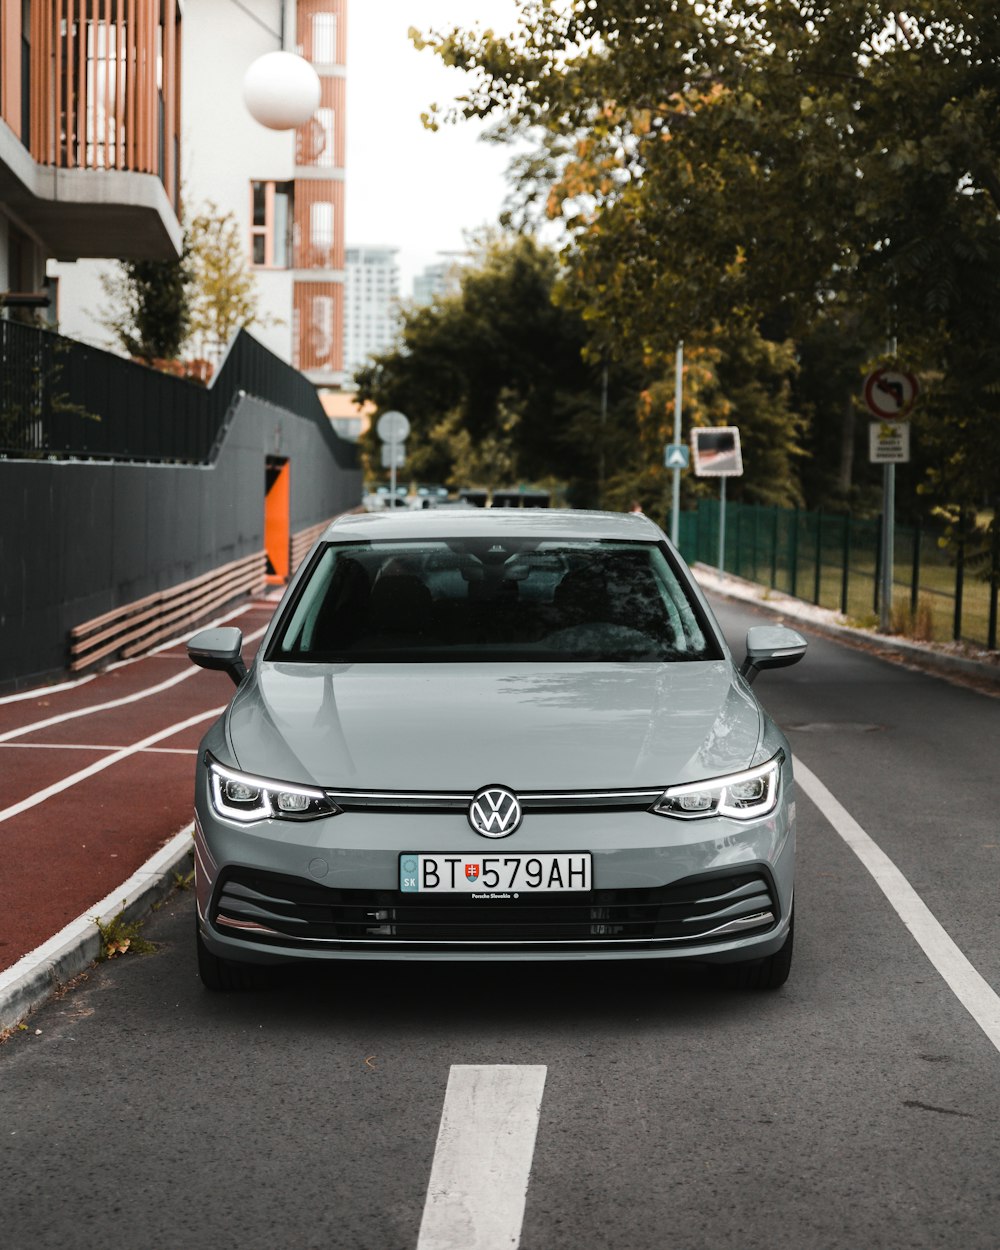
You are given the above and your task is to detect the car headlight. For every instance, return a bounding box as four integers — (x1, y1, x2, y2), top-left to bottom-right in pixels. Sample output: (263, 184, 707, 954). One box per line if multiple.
(206, 756, 341, 824)
(651, 752, 784, 821)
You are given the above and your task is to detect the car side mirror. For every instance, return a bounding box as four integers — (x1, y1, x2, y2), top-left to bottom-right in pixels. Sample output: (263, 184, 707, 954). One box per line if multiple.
(187, 626, 247, 687)
(739, 625, 807, 686)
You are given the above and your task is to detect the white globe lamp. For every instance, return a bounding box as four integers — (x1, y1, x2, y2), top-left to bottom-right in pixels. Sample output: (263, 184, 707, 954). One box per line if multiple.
(243, 51, 321, 130)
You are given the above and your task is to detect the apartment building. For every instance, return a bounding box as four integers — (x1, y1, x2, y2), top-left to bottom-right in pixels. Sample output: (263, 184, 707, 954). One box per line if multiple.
(342, 244, 399, 382)
(412, 252, 469, 306)
(0, 0, 183, 309)
(52, 0, 346, 386)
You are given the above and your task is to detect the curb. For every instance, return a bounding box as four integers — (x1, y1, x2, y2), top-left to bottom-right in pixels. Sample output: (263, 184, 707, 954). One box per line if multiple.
(0, 825, 194, 1034)
(694, 564, 1000, 690)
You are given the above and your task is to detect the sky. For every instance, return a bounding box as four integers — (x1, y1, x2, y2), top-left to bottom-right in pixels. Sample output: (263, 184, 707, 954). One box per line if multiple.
(344, 0, 523, 293)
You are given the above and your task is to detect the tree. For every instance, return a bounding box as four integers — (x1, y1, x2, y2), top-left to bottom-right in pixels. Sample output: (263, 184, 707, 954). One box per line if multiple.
(99, 249, 192, 364)
(356, 234, 630, 505)
(186, 204, 274, 360)
(99, 201, 272, 370)
(417, 3, 1000, 522)
(356, 234, 806, 513)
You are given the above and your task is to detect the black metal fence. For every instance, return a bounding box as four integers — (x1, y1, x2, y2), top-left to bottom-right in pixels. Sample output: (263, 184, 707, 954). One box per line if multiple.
(679, 500, 999, 652)
(0, 320, 353, 468)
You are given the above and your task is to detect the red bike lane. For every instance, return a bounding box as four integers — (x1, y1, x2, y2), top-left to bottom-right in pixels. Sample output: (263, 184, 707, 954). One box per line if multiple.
(0, 596, 276, 975)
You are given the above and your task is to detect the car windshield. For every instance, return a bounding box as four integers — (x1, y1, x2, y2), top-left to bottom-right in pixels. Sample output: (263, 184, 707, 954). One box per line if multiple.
(268, 538, 722, 663)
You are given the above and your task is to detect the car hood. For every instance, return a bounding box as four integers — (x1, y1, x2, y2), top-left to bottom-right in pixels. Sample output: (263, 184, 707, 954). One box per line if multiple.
(226, 661, 763, 791)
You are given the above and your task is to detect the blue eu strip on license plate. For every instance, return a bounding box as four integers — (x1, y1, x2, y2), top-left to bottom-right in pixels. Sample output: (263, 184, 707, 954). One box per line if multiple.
(399, 853, 592, 894)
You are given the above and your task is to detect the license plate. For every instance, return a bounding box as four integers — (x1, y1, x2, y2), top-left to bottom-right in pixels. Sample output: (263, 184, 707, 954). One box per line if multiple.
(399, 853, 592, 894)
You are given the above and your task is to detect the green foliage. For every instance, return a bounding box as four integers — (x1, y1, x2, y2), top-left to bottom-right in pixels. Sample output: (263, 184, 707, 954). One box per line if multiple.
(356, 234, 610, 503)
(356, 235, 806, 510)
(417, 1, 1000, 524)
(99, 202, 272, 367)
(100, 248, 192, 363)
(187, 203, 274, 358)
(94, 909, 155, 960)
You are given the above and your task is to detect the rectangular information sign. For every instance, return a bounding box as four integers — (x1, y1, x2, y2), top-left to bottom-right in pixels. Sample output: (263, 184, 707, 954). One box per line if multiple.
(691, 427, 743, 476)
(869, 422, 910, 464)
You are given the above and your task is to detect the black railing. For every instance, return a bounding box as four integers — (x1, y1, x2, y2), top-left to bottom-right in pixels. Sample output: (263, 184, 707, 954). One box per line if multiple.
(0, 320, 354, 468)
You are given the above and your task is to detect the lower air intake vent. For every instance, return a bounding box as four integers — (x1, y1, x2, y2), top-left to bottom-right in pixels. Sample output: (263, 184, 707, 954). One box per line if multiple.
(211, 868, 778, 951)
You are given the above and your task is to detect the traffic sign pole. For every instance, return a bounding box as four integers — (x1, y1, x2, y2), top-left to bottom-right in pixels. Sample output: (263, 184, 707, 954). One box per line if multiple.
(886, 444, 897, 627)
(862, 368, 918, 633)
(377, 411, 411, 509)
(671, 341, 683, 546)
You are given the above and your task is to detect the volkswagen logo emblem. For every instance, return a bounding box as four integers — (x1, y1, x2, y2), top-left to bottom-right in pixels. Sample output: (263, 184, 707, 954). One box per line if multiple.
(468, 785, 523, 838)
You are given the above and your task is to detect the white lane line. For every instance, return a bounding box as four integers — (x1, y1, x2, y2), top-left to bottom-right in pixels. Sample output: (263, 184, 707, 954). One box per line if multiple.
(0, 624, 267, 744)
(0, 707, 225, 826)
(1, 743, 198, 755)
(0, 668, 199, 742)
(417, 1065, 546, 1250)
(0, 675, 97, 705)
(795, 759, 1000, 1055)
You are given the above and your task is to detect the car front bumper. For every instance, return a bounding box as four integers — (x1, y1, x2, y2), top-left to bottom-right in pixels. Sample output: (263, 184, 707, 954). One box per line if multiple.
(193, 793, 795, 967)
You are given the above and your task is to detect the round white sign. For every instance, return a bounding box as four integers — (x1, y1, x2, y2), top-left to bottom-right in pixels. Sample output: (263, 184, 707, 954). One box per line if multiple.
(377, 410, 411, 443)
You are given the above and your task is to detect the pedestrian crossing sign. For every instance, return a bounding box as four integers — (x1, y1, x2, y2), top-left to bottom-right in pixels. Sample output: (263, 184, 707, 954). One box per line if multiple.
(664, 444, 690, 470)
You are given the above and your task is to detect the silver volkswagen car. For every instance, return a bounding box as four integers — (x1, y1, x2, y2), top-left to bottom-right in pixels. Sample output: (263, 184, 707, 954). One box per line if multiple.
(188, 509, 805, 991)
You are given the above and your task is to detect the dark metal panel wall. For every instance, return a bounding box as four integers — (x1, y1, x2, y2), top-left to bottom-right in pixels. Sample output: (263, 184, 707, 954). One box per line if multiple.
(0, 396, 361, 689)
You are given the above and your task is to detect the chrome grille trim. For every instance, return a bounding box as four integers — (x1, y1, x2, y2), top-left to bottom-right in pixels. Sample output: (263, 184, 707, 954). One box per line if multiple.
(212, 911, 776, 946)
(325, 787, 664, 812)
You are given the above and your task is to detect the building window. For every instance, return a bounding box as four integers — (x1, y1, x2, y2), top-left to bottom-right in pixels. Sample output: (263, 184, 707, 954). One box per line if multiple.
(312, 12, 337, 62)
(309, 201, 335, 266)
(251, 180, 293, 267)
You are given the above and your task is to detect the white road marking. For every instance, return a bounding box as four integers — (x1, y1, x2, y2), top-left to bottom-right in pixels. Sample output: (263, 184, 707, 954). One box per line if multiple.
(795, 759, 1000, 1055)
(0, 624, 268, 744)
(0, 675, 97, 705)
(0, 708, 226, 826)
(417, 1065, 546, 1250)
(0, 743, 198, 755)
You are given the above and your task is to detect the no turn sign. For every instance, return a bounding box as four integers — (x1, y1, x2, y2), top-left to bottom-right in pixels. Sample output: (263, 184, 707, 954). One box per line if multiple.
(863, 367, 919, 421)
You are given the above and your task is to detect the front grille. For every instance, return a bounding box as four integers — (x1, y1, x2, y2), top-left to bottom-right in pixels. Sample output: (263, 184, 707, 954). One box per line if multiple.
(211, 868, 778, 951)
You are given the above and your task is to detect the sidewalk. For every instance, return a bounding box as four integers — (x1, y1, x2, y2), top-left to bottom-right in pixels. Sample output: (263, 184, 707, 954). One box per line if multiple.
(693, 564, 1000, 695)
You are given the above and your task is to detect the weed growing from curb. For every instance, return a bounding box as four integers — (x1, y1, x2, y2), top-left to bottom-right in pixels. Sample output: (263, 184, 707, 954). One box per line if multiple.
(94, 909, 156, 960)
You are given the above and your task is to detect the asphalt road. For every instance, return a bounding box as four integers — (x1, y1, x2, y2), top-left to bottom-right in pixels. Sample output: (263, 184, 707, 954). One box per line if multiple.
(2, 595, 1000, 1250)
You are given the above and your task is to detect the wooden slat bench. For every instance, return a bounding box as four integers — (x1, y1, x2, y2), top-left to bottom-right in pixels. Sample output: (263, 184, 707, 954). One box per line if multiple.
(69, 550, 268, 672)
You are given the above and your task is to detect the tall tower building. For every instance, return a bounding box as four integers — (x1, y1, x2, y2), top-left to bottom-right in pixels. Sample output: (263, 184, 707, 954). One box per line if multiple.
(343, 246, 400, 382)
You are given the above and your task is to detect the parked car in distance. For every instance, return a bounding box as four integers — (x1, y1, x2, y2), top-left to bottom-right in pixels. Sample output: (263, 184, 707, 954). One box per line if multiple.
(188, 509, 806, 991)
(362, 484, 409, 511)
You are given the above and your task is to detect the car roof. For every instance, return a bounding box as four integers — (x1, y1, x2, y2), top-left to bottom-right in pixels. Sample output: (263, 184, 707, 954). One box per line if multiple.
(326, 508, 666, 544)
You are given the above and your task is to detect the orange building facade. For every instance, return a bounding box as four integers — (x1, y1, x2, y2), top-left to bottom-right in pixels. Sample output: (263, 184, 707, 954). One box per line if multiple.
(290, 0, 346, 382)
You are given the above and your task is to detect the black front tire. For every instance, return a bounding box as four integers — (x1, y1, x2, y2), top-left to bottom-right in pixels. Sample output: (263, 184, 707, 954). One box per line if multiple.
(196, 919, 271, 991)
(727, 910, 794, 991)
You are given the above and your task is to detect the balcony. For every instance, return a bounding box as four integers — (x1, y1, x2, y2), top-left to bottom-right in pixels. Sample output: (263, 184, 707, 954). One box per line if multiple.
(0, 0, 182, 261)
